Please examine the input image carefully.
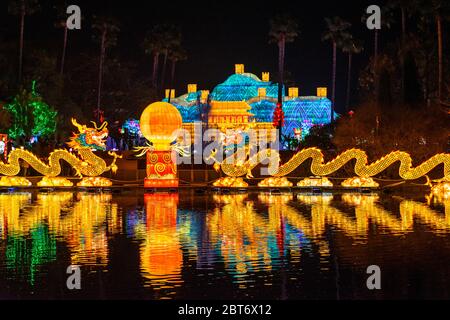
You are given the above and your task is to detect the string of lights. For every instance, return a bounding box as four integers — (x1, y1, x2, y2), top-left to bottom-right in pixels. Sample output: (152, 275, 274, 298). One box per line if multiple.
(219, 147, 450, 181)
(0, 119, 120, 186)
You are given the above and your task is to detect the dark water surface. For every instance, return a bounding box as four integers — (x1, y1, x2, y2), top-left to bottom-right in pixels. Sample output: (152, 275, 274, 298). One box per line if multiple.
(0, 189, 449, 300)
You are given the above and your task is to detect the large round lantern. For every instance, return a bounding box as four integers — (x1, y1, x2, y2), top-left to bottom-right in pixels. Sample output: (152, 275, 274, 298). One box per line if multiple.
(139, 102, 183, 188)
(140, 102, 182, 151)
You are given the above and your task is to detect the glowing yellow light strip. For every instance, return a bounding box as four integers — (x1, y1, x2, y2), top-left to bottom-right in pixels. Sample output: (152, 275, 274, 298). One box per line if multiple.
(0, 119, 120, 180)
(219, 148, 450, 180)
(0, 148, 118, 177)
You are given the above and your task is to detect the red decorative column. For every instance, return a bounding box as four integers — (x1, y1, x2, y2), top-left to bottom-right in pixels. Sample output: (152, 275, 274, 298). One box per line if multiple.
(144, 150, 178, 188)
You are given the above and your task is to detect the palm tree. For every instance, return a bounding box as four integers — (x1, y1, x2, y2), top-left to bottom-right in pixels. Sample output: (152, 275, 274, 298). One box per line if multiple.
(392, 0, 421, 103)
(418, 0, 450, 102)
(361, 8, 394, 105)
(54, 0, 76, 75)
(342, 37, 363, 111)
(159, 25, 181, 96)
(168, 45, 187, 103)
(55, 18, 68, 76)
(92, 16, 120, 123)
(362, 7, 393, 69)
(143, 26, 165, 89)
(268, 13, 299, 132)
(322, 17, 351, 122)
(8, 0, 39, 84)
(392, 0, 409, 103)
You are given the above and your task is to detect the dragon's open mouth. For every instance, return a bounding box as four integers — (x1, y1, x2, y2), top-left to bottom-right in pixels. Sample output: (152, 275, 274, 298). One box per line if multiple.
(92, 132, 108, 148)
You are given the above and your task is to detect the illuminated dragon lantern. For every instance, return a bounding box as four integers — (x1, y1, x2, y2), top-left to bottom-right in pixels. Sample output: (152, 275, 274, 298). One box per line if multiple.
(0, 118, 121, 186)
(209, 131, 450, 189)
(67, 119, 110, 151)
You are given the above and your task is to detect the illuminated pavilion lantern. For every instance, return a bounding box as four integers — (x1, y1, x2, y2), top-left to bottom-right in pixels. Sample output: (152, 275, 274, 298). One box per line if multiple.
(139, 102, 183, 188)
(207, 101, 254, 130)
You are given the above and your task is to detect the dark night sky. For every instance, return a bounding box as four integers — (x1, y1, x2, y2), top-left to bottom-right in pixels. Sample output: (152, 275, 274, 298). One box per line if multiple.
(1, 0, 392, 112)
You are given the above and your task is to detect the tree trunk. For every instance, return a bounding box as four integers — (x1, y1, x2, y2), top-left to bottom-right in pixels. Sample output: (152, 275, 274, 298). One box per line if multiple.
(161, 49, 168, 98)
(168, 59, 176, 103)
(425, 55, 430, 106)
(436, 14, 443, 102)
(276, 37, 286, 139)
(18, 8, 25, 84)
(374, 30, 379, 106)
(345, 53, 352, 112)
(152, 52, 159, 88)
(277, 37, 285, 106)
(331, 41, 337, 123)
(60, 24, 68, 75)
(374, 29, 378, 68)
(400, 7, 406, 104)
(96, 29, 107, 123)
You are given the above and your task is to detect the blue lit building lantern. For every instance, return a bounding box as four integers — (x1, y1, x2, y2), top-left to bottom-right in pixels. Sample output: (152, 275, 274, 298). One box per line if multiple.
(163, 65, 334, 141)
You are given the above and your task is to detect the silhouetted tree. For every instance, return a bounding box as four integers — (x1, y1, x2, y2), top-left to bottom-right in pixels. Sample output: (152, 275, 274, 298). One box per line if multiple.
(322, 17, 351, 121)
(92, 15, 120, 122)
(159, 25, 181, 96)
(168, 45, 187, 103)
(268, 13, 299, 133)
(54, 0, 74, 75)
(144, 26, 165, 89)
(8, 0, 39, 84)
(342, 36, 363, 111)
(361, 6, 394, 105)
(417, 0, 450, 102)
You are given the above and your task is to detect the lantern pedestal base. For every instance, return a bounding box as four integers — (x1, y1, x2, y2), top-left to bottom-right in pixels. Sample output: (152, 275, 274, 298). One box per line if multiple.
(144, 178, 179, 189)
(144, 150, 178, 189)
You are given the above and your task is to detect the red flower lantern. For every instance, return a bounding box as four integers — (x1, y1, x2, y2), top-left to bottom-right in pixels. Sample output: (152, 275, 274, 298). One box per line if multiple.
(272, 103, 285, 128)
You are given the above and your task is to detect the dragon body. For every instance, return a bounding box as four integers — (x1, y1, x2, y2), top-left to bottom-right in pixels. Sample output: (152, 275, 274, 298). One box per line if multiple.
(216, 147, 450, 181)
(0, 119, 120, 178)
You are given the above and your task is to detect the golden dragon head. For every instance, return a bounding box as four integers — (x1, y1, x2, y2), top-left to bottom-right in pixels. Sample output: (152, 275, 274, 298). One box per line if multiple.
(67, 118, 109, 150)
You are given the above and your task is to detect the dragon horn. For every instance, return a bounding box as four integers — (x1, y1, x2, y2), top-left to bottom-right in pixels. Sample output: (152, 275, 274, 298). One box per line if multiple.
(90, 121, 99, 130)
(72, 118, 84, 132)
(99, 121, 108, 130)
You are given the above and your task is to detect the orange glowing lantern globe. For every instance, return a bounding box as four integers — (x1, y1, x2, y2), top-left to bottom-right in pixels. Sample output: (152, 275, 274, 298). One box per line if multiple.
(139, 102, 182, 151)
(139, 102, 183, 188)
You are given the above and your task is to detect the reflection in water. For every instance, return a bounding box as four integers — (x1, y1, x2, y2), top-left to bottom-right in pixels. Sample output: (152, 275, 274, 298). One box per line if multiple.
(139, 194, 183, 295)
(0, 193, 33, 238)
(0, 190, 449, 298)
(209, 194, 277, 283)
(68, 193, 120, 265)
(294, 193, 450, 240)
(0, 193, 58, 285)
(433, 195, 450, 224)
(0, 192, 120, 284)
